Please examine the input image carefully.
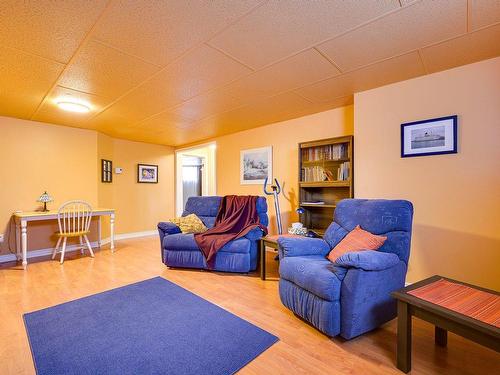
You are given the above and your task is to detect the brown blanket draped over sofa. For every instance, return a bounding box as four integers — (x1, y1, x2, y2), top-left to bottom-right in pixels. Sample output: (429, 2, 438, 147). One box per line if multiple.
(194, 195, 268, 269)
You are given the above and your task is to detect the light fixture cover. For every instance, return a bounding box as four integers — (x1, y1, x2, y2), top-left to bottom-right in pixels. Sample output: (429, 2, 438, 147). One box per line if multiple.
(56, 96, 91, 113)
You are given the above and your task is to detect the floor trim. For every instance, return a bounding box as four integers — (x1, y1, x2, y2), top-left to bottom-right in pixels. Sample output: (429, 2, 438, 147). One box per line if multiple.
(0, 229, 158, 263)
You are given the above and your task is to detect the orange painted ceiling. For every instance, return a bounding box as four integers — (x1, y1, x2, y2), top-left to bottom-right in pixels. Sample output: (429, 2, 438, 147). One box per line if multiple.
(1, 0, 499, 146)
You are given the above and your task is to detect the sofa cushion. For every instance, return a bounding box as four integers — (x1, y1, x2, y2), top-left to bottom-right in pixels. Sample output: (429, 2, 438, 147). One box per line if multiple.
(168, 214, 207, 234)
(183, 196, 222, 218)
(279, 256, 342, 302)
(327, 225, 387, 263)
(163, 233, 250, 254)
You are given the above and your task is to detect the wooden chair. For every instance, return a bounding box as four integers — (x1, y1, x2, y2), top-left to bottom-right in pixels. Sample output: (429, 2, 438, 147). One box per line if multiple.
(52, 200, 94, 264)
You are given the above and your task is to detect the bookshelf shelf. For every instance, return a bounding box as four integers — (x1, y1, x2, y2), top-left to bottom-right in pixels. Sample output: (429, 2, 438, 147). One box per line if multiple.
(299, 181, 351, 188)
(298, 135, 354, 235)
(300, 203, 336, 208)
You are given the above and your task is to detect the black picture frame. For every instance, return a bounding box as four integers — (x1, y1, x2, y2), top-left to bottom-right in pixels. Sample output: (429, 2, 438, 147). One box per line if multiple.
(401, 115, 458, 158)
(101, 159, 112, 183)
(137, 164, 158, 183)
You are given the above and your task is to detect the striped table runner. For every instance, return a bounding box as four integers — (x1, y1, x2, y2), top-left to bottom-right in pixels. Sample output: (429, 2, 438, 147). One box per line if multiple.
(408, 278, 500, 328)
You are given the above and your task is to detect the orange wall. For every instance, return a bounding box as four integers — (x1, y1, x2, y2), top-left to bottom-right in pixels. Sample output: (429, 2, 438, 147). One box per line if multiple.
(0, 117, 175, 256)
(206, 105, 354, 233)
(354, 57, 500, 289)
(0, 117, 98, 255)
(97, 133, 175, 236)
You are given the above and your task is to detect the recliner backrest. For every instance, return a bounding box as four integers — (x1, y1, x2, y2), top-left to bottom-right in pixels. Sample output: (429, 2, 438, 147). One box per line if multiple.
(183, 196, 268, 228)
(323, 199, 413, 264)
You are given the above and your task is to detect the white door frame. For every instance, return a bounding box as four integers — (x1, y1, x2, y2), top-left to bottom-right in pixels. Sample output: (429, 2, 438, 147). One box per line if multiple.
(175, 141, 217, 216)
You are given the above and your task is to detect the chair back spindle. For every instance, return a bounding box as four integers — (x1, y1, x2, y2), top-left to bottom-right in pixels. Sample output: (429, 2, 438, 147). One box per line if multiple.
(57, 201, 93, 236)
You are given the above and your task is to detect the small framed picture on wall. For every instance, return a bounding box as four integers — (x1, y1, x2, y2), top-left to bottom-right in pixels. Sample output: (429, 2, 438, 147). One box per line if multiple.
(101, 159, 112, 183)
(137, 164, 158, 183)
(401, 115, 457, 158)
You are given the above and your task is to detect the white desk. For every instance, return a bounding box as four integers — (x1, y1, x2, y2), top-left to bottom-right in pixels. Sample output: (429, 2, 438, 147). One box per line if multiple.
(13, 208, 115, 269)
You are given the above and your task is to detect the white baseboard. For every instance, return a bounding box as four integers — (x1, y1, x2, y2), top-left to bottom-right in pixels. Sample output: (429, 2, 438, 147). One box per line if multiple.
(0, 229, 158, 263)
(0, 241, 100, 263)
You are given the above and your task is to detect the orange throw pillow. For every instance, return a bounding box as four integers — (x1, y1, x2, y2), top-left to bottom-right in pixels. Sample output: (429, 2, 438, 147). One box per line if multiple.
(327, 225, 387, 263)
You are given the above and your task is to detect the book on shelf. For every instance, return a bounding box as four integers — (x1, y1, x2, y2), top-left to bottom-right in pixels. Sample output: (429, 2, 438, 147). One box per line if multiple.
(301, 143, 348, 162)
(301, 201, 325, 205)
(337, 161, 349, 181)
(300, 164, 349, 182)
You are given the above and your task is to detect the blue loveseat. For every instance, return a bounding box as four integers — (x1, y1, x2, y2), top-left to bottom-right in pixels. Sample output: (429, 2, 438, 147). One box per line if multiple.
(158, 196, 268, 273)
(278, 199, 413, 339)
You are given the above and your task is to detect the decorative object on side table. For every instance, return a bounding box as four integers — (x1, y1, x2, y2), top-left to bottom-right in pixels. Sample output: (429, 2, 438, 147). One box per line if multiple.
(101, 159, 112, 183)
(37, 191, 53, 212)
(401, 115, 457, 158)
(288, 222, 307, 236)
(241, 146, 272, 185)
(138, 164, 158, 183)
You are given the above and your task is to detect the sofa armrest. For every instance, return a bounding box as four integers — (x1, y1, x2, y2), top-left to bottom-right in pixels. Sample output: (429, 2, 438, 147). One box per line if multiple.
(334, 250, 400, 271)
(157, 222, 181, 250)
(278, 237, 330, 258)
(244, 227, 266, 241)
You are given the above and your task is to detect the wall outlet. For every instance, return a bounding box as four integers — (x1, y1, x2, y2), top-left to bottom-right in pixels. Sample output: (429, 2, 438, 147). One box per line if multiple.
(0, 234, 4, 243)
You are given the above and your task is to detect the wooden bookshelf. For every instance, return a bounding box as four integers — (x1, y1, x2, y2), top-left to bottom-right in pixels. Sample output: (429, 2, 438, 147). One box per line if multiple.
(298, 135, 354, 235)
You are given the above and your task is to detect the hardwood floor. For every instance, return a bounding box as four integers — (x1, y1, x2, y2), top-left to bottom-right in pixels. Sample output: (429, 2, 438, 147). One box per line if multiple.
(1, 236, 498, 374)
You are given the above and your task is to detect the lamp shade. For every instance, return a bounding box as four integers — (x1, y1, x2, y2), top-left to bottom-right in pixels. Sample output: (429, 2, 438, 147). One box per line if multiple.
(37, 191, 53, 203)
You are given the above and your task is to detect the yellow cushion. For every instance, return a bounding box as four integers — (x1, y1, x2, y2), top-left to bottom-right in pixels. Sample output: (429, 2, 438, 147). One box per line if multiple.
(169, 214, 207, 234)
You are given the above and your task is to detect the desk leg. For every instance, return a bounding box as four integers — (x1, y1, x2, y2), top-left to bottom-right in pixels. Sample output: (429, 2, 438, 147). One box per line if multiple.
(21, 220, 28, 269)
(260, 241, 266, 280)
(397, 300, 412, 373)
(15, 221, 21, 261)
(97, 216, 102, 249)
(110, 213, 115, 252)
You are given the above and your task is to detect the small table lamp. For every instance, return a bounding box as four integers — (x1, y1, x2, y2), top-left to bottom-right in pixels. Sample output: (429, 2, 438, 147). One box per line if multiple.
(37, 191, 53, 212)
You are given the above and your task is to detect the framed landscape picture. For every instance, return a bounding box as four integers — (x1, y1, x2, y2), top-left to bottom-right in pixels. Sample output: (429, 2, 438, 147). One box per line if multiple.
(137, 164, 158, 183)
(240, 146, 272, 185)
(401, 115, 457, 158)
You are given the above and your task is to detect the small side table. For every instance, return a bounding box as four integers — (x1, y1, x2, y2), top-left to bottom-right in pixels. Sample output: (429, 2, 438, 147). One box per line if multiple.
(260, 234, 304, 280)
(391, 275, 500, 373)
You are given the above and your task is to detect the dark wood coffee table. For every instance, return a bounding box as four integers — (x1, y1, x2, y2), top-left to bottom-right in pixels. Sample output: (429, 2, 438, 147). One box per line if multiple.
(391, 275, 500, 373)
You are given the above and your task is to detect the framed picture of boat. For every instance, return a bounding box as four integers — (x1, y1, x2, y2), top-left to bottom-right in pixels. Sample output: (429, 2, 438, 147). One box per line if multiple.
(401, 115, 457, 158)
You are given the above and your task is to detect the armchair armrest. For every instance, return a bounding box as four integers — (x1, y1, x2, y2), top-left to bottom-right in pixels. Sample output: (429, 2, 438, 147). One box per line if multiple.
(278, 237, 330, 258)
(333, 250, 400, 271)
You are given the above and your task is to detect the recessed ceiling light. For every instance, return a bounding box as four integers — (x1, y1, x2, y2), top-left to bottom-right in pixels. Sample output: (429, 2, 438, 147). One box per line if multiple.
(56, 97, 91, 113)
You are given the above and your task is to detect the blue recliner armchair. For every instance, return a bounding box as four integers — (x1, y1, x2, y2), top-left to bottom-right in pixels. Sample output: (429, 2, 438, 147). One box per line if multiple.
(278, 199, 413, 339)
(158, 196, 268, 273)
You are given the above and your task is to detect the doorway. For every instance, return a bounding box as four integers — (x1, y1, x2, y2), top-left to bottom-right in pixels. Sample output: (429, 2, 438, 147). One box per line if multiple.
(175, 142, 217, 215)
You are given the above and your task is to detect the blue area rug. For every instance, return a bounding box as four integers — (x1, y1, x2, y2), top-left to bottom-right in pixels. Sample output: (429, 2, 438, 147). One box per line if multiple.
(24, 277, 278, 375)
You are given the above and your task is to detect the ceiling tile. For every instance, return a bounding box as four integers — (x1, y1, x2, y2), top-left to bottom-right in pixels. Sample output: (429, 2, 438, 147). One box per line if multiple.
(59, 40, 160, 98)
(0, 46, 64, 119)
(89, 44, 251, 126)
(136, 110, 194, 131)
(33, 86, 110, 128)
(169, 90, 245, 122)
(222, 49, 341, 103)
(295, 52, 425, 102)
(0, 0, 107, 63)
(208, 0, 400, 69)
(317, 0, 467, 72)
(420, 23, 500, 73)
(199, 92, 314, 135)
(93, 0, 263, 66)
(470, 0, 500, 30)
